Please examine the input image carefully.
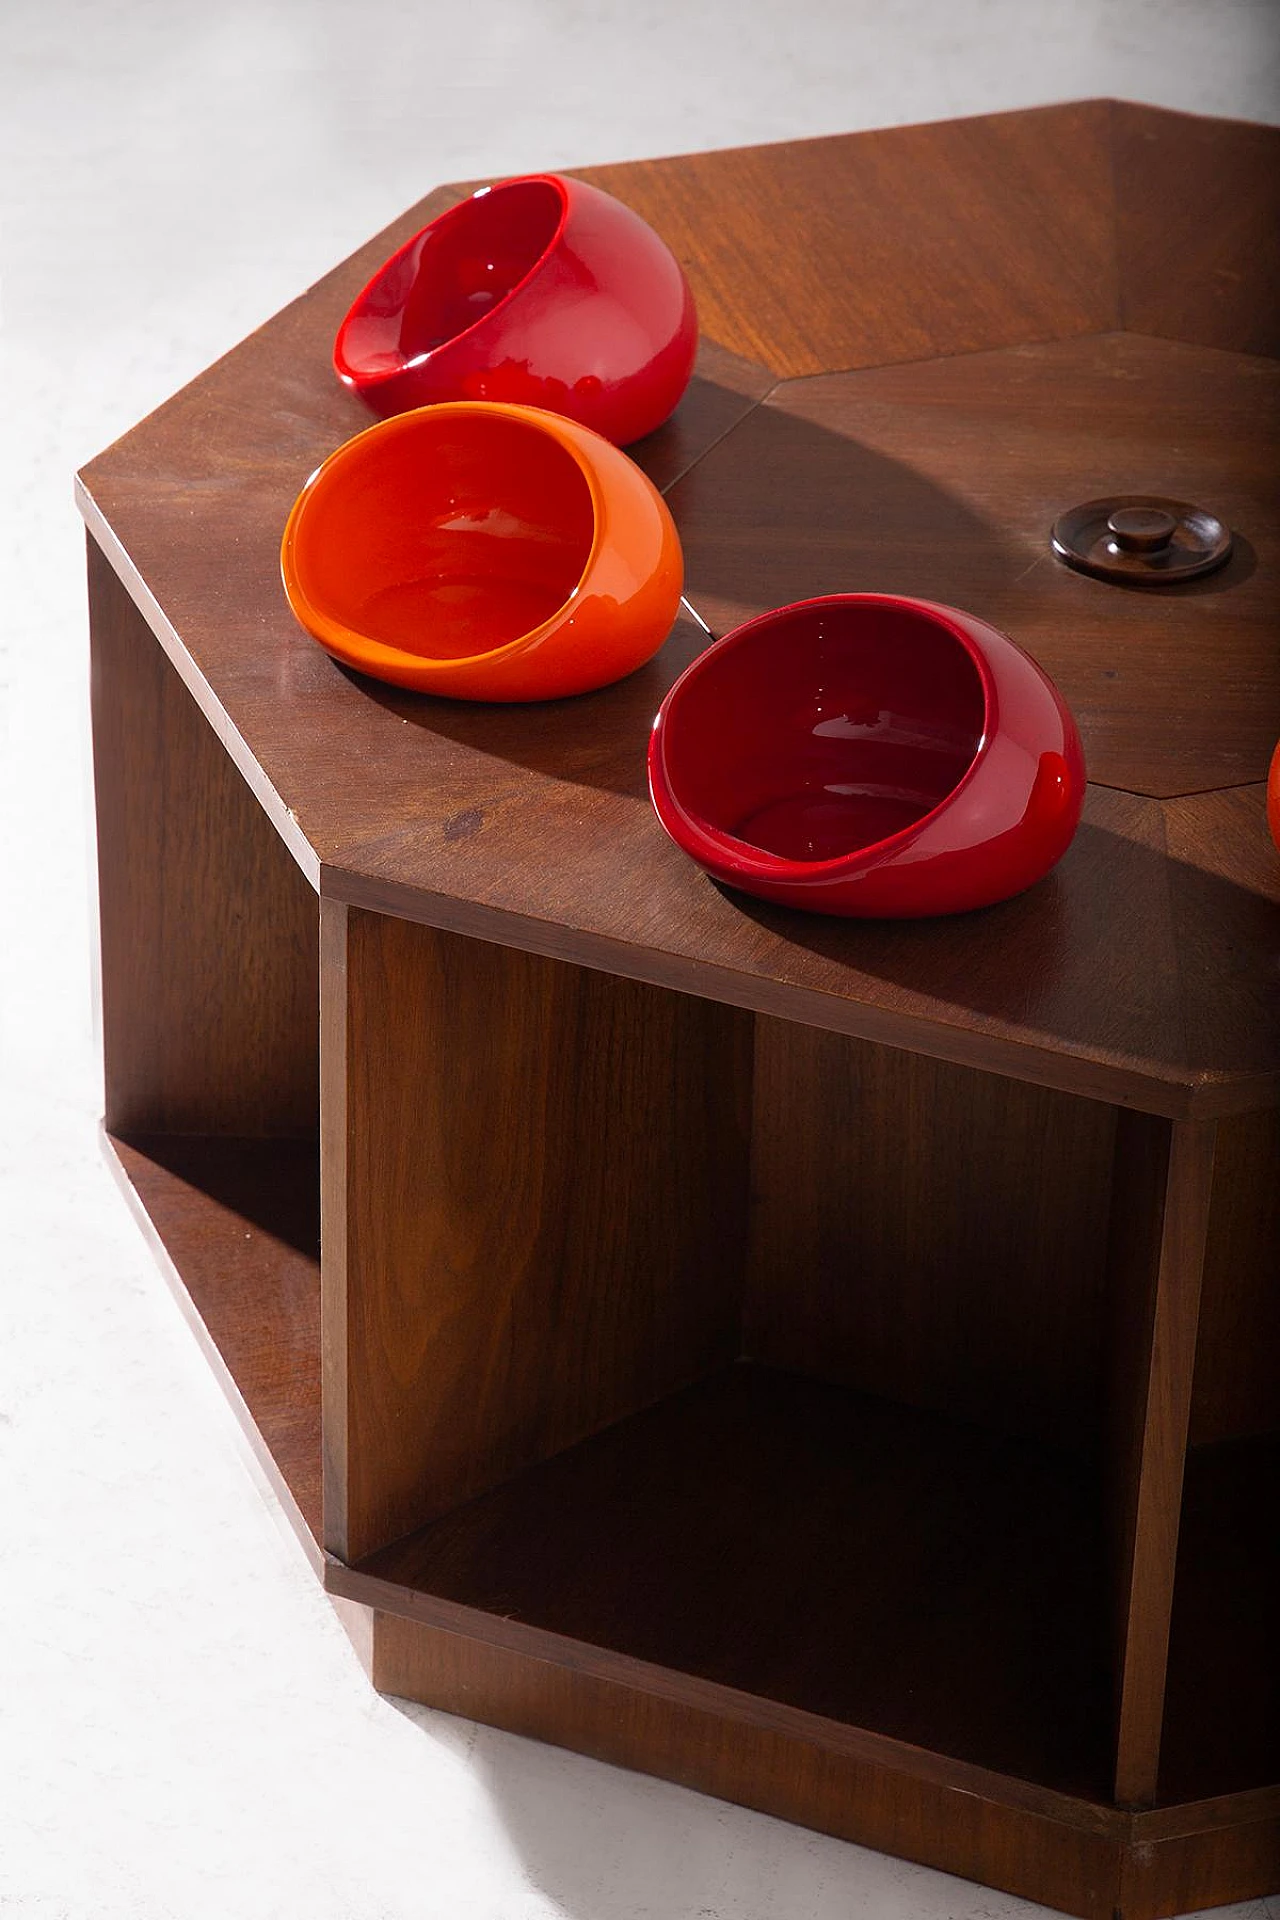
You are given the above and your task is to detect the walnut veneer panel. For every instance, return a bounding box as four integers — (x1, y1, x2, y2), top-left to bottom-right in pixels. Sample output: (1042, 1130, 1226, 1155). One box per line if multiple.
(1105, 1116, 1217, 1808)
(324, 908, 751, 1562)
(1188, 1107, 1280, 1446)
(573, 102, 1118, 377)
(745, 1025, 1117, 1448)
(367, 1602, 1280, 1919)
(353, 1366, 1112, 1800)
(369, 1605, 1124, 1918)
(107, 1133, 323, 1545)
(89, 541, 319, 1137)
(1114, 102, 1280, 361)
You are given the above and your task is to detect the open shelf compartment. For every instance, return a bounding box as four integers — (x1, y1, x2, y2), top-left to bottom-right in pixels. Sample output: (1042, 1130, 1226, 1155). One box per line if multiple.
(351, 1360, 1113, 1799)
(88, 524, 1280, 1916)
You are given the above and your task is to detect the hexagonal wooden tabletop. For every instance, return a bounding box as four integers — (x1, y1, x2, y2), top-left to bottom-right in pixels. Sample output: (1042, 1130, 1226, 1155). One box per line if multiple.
(78, 100, 1280, 1117)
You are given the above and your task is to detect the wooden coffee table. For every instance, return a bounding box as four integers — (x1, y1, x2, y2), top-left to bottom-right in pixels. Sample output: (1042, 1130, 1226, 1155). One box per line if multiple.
(80, 101, 1279, 1920)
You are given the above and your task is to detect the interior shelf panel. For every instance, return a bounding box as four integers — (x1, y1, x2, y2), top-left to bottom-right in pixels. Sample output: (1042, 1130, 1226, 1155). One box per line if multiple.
(358, 1361, 1114, 1801)
(108, 1132, 323, 1542)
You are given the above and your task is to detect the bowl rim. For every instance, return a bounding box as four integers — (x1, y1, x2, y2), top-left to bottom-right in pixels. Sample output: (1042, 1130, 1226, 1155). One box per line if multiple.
(649, 592, 999, 877)
(333, 175, 571, 390)
(280, 400, 609, 678)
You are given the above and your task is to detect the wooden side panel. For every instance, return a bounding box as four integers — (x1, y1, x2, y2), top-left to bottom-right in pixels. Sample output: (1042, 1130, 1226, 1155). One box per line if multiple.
(1189, 1107, 1280, 1447)
(325, 908, 752, 1562)
(88, 538, 319, 1138)
(745, 1023, 1117, 1449)
(370, 1608, 1123, 1920)
(1106, 1114, 1216, 1807)
(1113, 101, 1280, 360)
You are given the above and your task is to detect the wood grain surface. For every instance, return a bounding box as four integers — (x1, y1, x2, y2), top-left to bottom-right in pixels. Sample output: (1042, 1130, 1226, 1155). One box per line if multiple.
(367, 1602, 1127, 1918)
(324, 908, 751, 1563)
(105, 1132, 323, 1550)
(745, 1023, 1117, 1448)
(349, 1364, 1112, 1799)
(1114, 102, 1280, 361)
(1118, 1806, 1280, 1920)
(1187, 1107, 1280, 1446)
(674, 332, 1280, 799)
(89, 540, 320, 1137)
(569, 101, 1118, 377)
(76, 109, 1280, 1118)
(1105, 1115, 1217, 1808)
(363, 1598, 1280, 1920)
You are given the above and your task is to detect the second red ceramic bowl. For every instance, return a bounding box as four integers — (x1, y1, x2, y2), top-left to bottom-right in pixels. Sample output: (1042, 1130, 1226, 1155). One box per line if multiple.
(648, 594, 1085, 917)
(334, 174, 697, 446)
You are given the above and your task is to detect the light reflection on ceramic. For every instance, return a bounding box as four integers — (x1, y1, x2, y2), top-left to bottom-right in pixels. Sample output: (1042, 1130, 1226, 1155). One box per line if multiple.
(648, 594, 1085, 917)
(282, 401, 683, 700)
(334, 175, 697, 446)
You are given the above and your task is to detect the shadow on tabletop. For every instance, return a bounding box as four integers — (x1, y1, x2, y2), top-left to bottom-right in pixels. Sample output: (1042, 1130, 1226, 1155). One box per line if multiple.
(114, 1132, 321, 1259)
(326, 365, 1276, 1073)
(719, 813, 1279, 1081)
(347, 390, 1019, 803)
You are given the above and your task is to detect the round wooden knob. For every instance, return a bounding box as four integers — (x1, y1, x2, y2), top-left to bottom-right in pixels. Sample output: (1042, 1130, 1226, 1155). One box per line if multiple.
(1051, 494, 1231, 587)
(1106, 507, 1177, 554)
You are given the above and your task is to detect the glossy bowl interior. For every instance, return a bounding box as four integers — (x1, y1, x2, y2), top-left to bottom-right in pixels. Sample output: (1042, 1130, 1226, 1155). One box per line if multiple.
(282, 401, 683, 700)
(336, 179, 565, 386)
(288, 406, 594, 664)
(333, 173, 697, 445)
(662, 599, 988, 861)
(650, 594, 1084, 917)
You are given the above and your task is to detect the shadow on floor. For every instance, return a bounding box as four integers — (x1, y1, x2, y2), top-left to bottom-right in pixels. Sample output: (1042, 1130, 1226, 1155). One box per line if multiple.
(385, 1693, 1037, 1920)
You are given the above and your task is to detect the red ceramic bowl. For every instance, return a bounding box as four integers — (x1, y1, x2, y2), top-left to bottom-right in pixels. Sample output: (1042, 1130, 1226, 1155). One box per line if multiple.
(334, 174, 697, 446)
(648, 595, 1085, 918)
(1268, 740, 1280, 853)
(281, 401, 683, 701)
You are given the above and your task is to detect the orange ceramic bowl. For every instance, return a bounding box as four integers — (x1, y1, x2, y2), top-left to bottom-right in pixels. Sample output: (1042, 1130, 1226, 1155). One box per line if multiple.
(1268, 740, 1280, 852)
(281, 401, 683, 700)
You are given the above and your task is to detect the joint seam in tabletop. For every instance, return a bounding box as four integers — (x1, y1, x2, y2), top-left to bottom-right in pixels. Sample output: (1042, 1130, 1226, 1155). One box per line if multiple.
(751, 324, 1119, 389)
(656, 378, 783, 497)
(757, 325, 1280, 397)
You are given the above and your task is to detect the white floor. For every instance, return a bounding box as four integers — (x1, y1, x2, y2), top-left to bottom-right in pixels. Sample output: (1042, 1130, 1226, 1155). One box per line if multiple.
(2, 3, 1279, 1916)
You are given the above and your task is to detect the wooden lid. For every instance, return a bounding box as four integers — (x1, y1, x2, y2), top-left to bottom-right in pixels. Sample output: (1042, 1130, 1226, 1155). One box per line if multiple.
(1051, 494, 1232, 585)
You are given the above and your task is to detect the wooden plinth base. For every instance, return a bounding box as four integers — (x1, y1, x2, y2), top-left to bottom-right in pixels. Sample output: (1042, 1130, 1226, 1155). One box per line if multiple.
(103, 1127, 1279, 1920)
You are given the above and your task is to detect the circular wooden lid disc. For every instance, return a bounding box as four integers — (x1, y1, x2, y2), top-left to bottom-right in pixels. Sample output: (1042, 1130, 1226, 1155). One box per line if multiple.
(1050, 494, 1232, 586)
